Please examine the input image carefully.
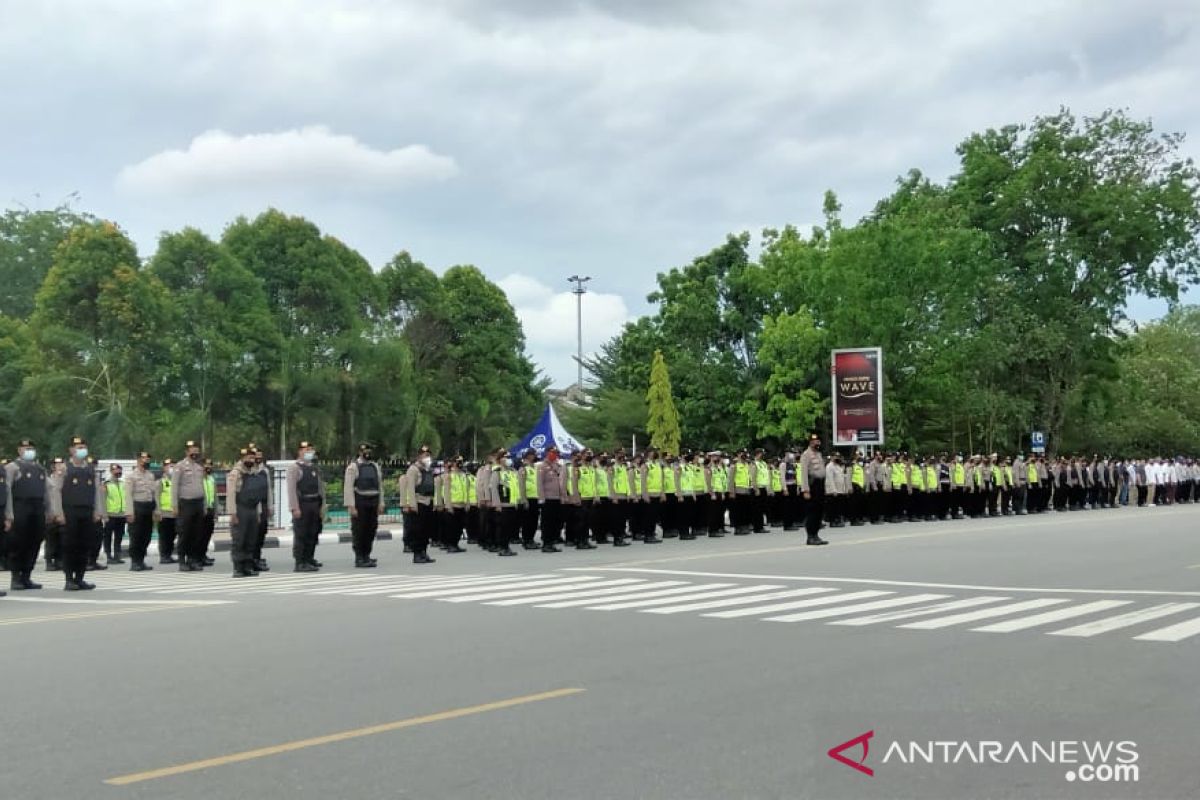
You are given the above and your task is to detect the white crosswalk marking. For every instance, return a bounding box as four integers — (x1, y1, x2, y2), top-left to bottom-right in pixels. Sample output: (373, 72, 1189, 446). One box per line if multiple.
(1132, 615, 1200, 642)
(703, 590, 892, 619)
(309, 574, 512, 595)
(536, 583, 735, 609)
(443, 579, 645, 603)
(588, 585, 785, 611)
(900, 598, 1070, 629)
(640, 587, 838, 615)
(970, 600, 1132, 633)
(830, 596, 1010, 626)
(391, 575, 604, 599)
(1049, 602, 1200, 638)
(487, 581, 683, 606)
(764, 593, 950, 622)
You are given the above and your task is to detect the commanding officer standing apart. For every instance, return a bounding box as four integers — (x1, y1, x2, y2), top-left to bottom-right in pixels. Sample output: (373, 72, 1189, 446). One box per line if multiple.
(52, 437, 103, 591)
(344, 443, 384, 568)
(287, 441, 325, 572)
(798, 433, 829, 546)
(5, 439, 51, 591)
(170, 440, 208, 572)
(227, 447, 272, 578)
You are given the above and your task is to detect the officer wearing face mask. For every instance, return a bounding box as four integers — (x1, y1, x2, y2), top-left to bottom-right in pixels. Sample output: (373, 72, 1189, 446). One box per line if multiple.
(43, 458, 65, 572)
(402, 445, 437, 564)
(287, 441, 325, 571)
(51, 436, 103, 591)
(227, 446, 272, 578)
(5, 439, 52, 592)
(798, 433, 829, 546)
(344, 443, 384, 568)
(100, 463, 127, 567)
(170, 440, 208, 572)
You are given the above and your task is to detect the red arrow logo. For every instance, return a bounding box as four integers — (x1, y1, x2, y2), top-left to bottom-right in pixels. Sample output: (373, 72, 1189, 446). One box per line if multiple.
(827, 730, 875, 776)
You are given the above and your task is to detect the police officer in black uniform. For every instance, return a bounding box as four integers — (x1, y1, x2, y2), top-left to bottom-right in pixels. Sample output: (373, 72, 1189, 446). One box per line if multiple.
(53, 436, 102, 591)
(227, 446, 272, 578)
(287, 441, 324, 572)
(345, 443, 383, 568)
(5, 439, 51, 591)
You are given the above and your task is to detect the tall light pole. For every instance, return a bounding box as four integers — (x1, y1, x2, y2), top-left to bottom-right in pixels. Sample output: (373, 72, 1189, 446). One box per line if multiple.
(568, 275, 591, 391)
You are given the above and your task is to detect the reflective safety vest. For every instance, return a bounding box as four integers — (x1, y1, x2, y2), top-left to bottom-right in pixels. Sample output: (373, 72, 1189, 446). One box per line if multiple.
(679, 466, 693, 493)
(734, 462, 750, 489)
(449, 472, 469, 504)
(912, 467, 926, 491)
(991, 466, 1002, 486)
(953, 464, 966, 486)
(595, 468, 609, 498)
(577, 466, 596, 499)
(612, 466, 630, 497)
(925, 466, 937, 491)
(754, 460, 769, 488)
(645, 464, 663, 493)
(524, 467, 538, 500)
(204, 475, 216, 507)
(1027, 464, 1039, 485)
(631, 467, 643, 496)
(467, 474, 477, 504)
(105, 481, 125, 515)
(1003, 466, 1014, 486)
(712, 466, 728, 493)
(770, 468, 783, 493)
(890, 464, 905, 488)
(503, 469, 520, 504)
(159, 478, 173, 512)
(973, 468, 982, 487)
(852, 464, 865, 489)
(663, 466, 677, 494)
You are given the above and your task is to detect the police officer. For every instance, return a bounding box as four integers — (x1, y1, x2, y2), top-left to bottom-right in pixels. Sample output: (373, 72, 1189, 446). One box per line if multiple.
(438, 455, 469, 554)
(227, 446, 272, 577)
(52, 436, 102, 591)
(169, 440, 208, 571)
(43, 458, 65, 571)
(101, 463, 127, 566)
(200, 458, 217, 566)
(5, 439, 51, 591)
(517, 449, 541, 550)
(537, 446, 565, 552)
(798, 434, 829, 546)
(155, 458, 177, 563)
(249, 447, 272, 571)
(402, 444, 437, 564)
(344, 443, 384, 567)
(287, 441, 325, 571)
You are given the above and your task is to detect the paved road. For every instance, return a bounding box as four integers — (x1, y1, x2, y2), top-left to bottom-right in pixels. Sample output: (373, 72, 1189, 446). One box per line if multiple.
(1, 505, 1196, 799)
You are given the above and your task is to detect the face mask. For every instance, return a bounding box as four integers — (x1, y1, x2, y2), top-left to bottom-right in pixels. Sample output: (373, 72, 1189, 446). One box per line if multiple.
(420, 456, 432, 468)
(21, 449, 36, 461)
(190, 452, 200, 461)
(504, 457, 513, 468)
(723, 458, 731, 466)
(243, 460, 255, 469)
(205, 467, 213, 474)
(112, 472, 122, 480)
(302, 451, 315, 463)
(811, 442, 821, 451)
(75, 447, 88, 460)
(362, 451, 372, 460)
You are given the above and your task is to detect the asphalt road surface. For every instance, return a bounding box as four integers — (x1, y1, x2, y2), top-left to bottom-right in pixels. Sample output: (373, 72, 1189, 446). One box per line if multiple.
(2, 505, 1197, 800)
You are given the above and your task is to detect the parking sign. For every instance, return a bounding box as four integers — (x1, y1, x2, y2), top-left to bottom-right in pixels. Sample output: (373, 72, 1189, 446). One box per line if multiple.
(1031, 431, 1046, 453)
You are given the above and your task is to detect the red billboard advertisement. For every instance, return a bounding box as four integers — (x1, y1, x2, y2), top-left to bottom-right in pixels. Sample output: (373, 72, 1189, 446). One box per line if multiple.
(831, 347, 884, 446)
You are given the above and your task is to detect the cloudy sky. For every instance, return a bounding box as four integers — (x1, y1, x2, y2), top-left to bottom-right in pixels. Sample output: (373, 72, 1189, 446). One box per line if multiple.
(2, 0, 1197, 385)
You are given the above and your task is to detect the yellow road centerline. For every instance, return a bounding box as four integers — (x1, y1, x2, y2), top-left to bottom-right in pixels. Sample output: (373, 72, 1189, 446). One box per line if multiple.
(105, 687, 587, 786)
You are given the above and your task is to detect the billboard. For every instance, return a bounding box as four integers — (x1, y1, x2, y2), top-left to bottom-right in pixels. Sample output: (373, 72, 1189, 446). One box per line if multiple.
(831, 347, 884, 446)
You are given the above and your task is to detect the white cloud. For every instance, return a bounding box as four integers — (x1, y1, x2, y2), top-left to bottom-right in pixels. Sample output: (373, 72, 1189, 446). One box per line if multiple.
(498, 273, 631, 386)
(116, 126, 458, 195)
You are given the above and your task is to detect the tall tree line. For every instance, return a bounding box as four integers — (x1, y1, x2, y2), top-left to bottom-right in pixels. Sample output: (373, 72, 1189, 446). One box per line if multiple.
(578, 109, 1200, 456)
(0, 207, 545, 459)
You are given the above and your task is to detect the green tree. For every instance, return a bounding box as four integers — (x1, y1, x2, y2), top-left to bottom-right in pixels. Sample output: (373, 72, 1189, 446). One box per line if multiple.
(0, 202, 95, 318)
(646, 349, 681, 453)
(740, 309, 826, 444)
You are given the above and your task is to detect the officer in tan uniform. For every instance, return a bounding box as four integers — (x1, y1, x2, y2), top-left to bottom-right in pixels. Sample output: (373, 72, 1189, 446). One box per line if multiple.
(344, 443, 384, 568)
(402, 445, 437, 564)
(226, 446, 272, 577)
(286, 441, 325, 571)
(798, 434, 829, 546)
(170, 440, 208, 572)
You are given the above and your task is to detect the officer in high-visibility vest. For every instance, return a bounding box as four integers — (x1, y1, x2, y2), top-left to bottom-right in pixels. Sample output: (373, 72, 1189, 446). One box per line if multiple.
(155, 459, 177, 563)
(731, 450, 753, 535)
(849, 455, 867, 526)
(889, 454, 907, 522)
(438, 455, 470, 554)
(704, 451, 725, 537)
(633, 453, 660, 544)
(574, 449, 599, 549)
(923, 457, 939, 522)
(641, 450, 664, 542)
(101, 463, 127, 566)
(517, 449, 541, 550)
(751, 448, 770, 533)
(675, 450, 696, 540)
(464, 462, 481, 544)
(936, 454, 953, 520)
(951, 455, 967, 519)
(1000, 457, 1015, 515)
(592, 451, 613, 544)
(767, 456, 784, 527)
(199, 458, 217, 567)
(661, 452, 680, 538)
(609, 450, 631, 547)
(484, 448, 520, 556)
